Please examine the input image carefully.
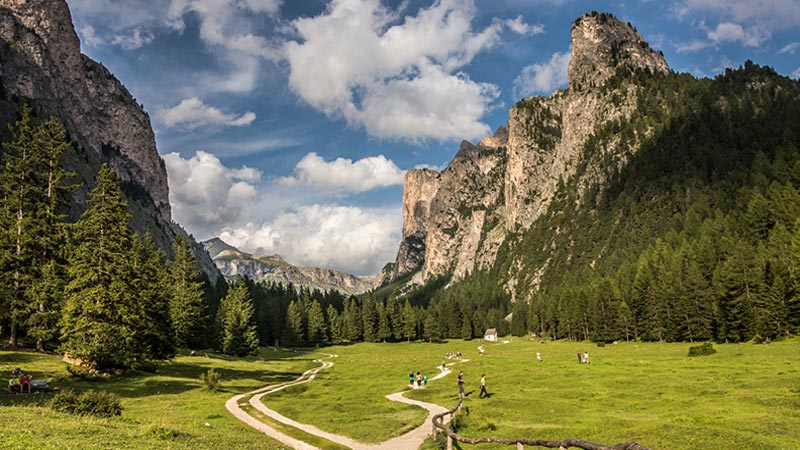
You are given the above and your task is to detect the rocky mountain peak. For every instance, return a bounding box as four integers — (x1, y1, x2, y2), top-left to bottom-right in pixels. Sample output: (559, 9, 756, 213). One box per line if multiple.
(569, 11, 669, 91)
(0, 0, 81, 70)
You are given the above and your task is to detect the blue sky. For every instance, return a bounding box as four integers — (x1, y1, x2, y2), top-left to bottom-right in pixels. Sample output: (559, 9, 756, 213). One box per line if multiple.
(67, 0, 800, 275)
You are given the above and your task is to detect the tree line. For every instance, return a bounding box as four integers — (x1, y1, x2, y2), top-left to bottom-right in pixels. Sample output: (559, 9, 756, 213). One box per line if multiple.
(0, 107, 249, 369)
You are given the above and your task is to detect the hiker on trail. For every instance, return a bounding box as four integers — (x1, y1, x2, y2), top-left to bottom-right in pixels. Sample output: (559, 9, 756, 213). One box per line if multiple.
(423, 374, 428, 386)
(577, 352, 582, 363)
(536, 352, 542, 362)
(583, 352, 590, 364)
(458, 371, 465, 398)
(409, 372, 414, 386)
(416, 372, 422, 387)
(479, 373, 488, 398)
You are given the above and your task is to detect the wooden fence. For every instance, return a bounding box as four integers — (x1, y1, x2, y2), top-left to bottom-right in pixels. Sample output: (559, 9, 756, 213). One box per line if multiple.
(431, 400, 652, 450)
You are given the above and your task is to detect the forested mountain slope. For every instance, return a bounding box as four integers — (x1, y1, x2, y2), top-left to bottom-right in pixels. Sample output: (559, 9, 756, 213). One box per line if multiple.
(388, 12, 800, 343)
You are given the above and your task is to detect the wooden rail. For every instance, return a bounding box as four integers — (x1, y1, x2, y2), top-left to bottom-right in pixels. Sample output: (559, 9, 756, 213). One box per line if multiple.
(431, 400, 651, 450)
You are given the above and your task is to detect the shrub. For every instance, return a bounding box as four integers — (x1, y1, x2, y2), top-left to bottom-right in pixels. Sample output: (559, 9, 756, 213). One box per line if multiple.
(50, 389, 123, 417)
(200, 368, 221, 391)
(146, 424, 189, 440)
(688, 342, 717, 357)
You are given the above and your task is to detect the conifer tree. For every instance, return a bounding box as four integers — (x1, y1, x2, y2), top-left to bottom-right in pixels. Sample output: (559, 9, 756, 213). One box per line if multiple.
(220, 280, 259, 356)
(361, 294, 378, 342)
(130, 233, 175, 359)
(343, 298, 362, 341)
(0, 106, 37, 346)
(283, 299, 305, 348)
(24, 115, 73, 351)
(326, 304, 343, 343)
(423, 310, 441, 343)
(306, 299, 326, 345)
(1, 108, 72, 348)
(377, 302, 392, 342)
(402, 300, 416, 342)
(386, 297, 403, 341)
(169, 234, 208, 349)
(60, 164, 138, 370)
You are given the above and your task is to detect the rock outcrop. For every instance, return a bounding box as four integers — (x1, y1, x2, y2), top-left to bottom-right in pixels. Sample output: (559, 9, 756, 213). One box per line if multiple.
(393, 12, 669, 286)
(205, 238, 379, 295)
(0, 0, 216, 275)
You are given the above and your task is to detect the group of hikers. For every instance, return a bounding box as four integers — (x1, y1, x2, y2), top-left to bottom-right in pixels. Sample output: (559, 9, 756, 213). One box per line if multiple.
(7, 368, 31, 394)
(456, 370, 490, 399)
(408, 371, 428, 388)
(578, 351, 590, 364)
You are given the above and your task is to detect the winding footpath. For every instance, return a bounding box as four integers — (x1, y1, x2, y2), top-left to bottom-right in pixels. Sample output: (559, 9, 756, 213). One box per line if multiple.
(226, 353, 464, 450)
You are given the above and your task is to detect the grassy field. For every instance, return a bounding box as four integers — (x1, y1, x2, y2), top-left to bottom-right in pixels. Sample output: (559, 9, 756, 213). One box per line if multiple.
(262, 338, 800, 450)
(2, 338, 799, 450)
(0, 348, 317, 449)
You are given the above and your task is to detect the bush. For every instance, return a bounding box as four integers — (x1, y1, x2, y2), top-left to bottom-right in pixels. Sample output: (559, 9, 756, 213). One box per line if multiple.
(50, 389, 123, 417)
(146, 424, 189, 440)
(200, 368, 221, 391)
(688, 342, 717, 357)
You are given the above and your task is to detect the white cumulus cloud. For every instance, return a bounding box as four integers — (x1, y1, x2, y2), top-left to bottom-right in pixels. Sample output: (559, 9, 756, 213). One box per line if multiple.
(219, 204, 401, 275)
(161, 97, 256, 130)
(778, 41, 800, 54)
(504, 15, 544, 35)
(166, 0, 282, 59)
(707, 22, 766, 46)
(279, 152, 405, 192)
(793, 67, 800, 79)
(163, 151, 261, 237)
(282, 0, 505, 141)
(513, 50, 571, 98)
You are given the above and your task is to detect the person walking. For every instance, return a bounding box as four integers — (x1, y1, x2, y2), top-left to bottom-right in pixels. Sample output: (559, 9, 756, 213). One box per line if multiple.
(536, 351, 542, 362)
(457, 371, 465, 398)
(479, 373, 489, 398)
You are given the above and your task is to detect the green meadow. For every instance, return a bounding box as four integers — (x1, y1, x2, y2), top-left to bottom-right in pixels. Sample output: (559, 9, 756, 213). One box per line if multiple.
(2, 338, 800, 449)
(0, 348, 316, 449)
(264, 338, 800, 450)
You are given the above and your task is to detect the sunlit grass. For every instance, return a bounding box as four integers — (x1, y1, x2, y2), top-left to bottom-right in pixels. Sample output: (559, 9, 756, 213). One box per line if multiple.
(0, 348, 316, 449)
(265, 338, 800, 450)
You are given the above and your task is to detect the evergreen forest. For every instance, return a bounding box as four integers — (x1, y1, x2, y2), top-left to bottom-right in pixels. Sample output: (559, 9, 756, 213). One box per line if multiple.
(3, 62, 800, 371)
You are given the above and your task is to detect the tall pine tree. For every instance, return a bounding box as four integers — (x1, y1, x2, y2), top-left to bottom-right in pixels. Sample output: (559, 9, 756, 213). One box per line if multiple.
(168, 234, 208, 349)
(60, 164, 138, 370)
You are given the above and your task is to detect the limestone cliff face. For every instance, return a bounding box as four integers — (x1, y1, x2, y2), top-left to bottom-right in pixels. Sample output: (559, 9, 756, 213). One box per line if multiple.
(0, 0, 170, 221)
(393, 169, 439, 279)
(0, 0, 216, 276)
(392, 13, 669, 285)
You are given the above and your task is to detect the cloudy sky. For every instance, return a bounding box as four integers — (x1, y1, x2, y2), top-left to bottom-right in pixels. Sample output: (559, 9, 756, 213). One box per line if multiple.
(68, 0, 800, 275)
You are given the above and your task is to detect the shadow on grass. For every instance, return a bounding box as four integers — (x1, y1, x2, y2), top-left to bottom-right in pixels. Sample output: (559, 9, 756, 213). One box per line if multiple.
(0, 350, 50, 365)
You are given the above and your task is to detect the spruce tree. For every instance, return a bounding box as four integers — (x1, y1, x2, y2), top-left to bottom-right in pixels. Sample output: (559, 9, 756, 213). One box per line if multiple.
(283, 300, 305, 348)
(326, 304, 342, 344)
(169, 234, 208, 349)
(306, 300, 326, 345)
(60, 164, 137, 370)
(423, 310, 441, 343)
(26, 116, 73, 351)
(376, 302, 392, 342)
(130, 233, 175, 360)
(402, 300, 416, 342)
(0, 106, 37, 346)
(220, 280, 259, 356)
(361, 294, 378, 342)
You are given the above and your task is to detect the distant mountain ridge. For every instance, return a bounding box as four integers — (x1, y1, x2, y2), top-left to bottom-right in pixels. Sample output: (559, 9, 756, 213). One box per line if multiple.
(203, 238, 382, 295)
